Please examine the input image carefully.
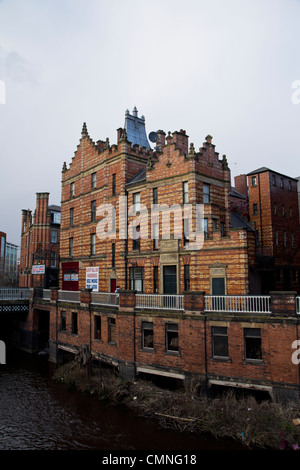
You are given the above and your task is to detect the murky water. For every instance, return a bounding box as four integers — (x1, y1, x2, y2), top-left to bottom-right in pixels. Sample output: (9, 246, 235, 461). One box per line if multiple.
(0, 349, 243, 451)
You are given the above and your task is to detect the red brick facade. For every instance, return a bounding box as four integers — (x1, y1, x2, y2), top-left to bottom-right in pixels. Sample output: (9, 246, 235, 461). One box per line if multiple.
(60, 110, 257, 296)
(19, 193, 60, 288)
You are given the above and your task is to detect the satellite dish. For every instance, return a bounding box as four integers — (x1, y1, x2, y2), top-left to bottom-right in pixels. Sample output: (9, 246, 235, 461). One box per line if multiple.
(149, 131, 158, 143)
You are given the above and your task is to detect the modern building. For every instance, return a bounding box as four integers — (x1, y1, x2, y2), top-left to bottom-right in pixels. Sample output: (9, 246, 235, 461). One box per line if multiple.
(19, 193, 60, 288)
(0, 231, 19, 286)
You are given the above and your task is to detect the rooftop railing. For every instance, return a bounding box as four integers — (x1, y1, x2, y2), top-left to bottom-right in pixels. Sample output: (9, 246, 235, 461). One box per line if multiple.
(204, 295, 271, 313)
(136, 293, 184, 310)
(91, 292, 119, 306)
(58, 290, 80, 303)
(297, 297, 300, 315)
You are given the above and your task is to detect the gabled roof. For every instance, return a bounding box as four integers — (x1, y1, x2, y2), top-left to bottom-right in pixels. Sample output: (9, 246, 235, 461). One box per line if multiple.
(125, 167, 146, 187)
(247, 167, 298, 181)
(230, 212, 255, 231)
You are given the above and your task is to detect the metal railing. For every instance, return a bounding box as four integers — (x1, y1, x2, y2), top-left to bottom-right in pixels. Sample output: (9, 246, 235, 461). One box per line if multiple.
(136, 294, 184, 310)
(297, 297, 300, 315)
(42, 289, 51, 300)
(0, 288, 29, 300)
(58, 290, 80, 303)
(204, 295, 271, 313)
(91, 292, 119, 306)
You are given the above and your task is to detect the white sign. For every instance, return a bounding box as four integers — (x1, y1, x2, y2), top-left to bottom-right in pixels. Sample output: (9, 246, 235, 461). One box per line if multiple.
(32, 265, 45, 274)
(86, 267, 99, 291)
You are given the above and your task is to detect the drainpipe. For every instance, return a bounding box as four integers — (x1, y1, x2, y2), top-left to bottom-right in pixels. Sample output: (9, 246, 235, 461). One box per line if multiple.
(125, 190, 128, 290)
(258, 173, 263, 253)
(204, 315, 208, 394)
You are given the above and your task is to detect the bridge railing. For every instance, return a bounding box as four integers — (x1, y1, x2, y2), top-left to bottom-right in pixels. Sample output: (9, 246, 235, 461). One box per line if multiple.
(0, 288, 29, 300)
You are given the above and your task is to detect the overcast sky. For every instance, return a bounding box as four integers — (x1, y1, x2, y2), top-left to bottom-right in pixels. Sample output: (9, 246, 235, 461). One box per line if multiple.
(1, 0, 300, 247)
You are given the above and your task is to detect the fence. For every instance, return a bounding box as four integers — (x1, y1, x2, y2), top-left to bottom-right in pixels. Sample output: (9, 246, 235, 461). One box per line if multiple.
(204, 295, 271, 313)
(91, 292, 119, 306)
(136, 294, 184, 310)
(0, 288, 29, 300)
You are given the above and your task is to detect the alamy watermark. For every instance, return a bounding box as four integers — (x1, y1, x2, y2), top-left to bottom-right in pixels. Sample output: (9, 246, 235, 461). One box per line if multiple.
(95, 197, 206, 250)
(0, 340, 6, 364)
(0, 80, 6, 104)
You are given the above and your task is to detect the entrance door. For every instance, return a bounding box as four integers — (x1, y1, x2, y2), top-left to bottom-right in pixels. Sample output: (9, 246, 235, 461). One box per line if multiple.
(212, 277, 225, 310)
(163, 266, 177, 308)
(110, 278, 117, 293)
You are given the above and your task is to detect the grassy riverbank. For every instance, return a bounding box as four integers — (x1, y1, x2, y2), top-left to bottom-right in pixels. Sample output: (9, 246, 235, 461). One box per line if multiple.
(52, 359, 300, 451)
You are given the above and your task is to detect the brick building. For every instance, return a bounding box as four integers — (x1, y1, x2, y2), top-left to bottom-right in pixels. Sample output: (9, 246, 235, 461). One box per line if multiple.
(19, 109, 300, 401)
(60, 108, 258, 296)
(19, 193, 60, 288)
(231, 169, 300, 293)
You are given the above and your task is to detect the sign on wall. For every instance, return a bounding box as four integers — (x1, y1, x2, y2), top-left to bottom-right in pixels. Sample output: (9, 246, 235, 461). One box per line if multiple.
(86, 267, 99, 291)
(32, 265, 45, 275)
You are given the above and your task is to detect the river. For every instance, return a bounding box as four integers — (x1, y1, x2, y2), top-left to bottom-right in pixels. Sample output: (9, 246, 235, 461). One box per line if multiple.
(0, 348, 244, 452)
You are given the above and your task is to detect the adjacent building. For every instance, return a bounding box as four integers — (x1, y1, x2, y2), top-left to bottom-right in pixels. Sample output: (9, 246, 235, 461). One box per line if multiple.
(0, 231, 19, 286)
(19, 193, 60, 288)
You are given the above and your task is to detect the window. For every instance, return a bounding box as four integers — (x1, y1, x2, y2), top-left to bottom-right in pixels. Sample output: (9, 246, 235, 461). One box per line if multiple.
(166, 323, 179, 352)
(292, 232, 295, 248)
(70, 182, 75, 197)
(50, 252, 57, 268)
(183, 182, 188, 203)
(112, 243, 115, 267)
(275, 230, 279, 246)
(213, 219, 217, 231)
(91, 200, 96, 222)
(274, 203, 277, 215)
(251, 176, 257, 187)
(90, 233, 96, 256)
(290, 207, 293, 218)
(91, 172, 97, 189)
(69, 208, 74, 227)
(142, 322, 154, 349)
(212, 326, 228, 358)
(282, 205, 285, 216)
(71, 312, 78, 335)
(51, 230, 58, 243)
(289, 180, 292, 191)
(203, 183, 210, 203)
(94, 315, 101, 340)
(183, 218, 189, 245)
(153, 266, 159, 293)
(153, 222, 159, 250)
(284, 231, 287, 247)
(108, 317, 116, 343)
(133, 225, 140, 251)
(202, 218, 209, 238)
(129, 266, 144, 292)
(153, 187, 158, 205)
(220, 222, 225, 237)
(184, 265, 190, 291)
(280, 178, 284, 188)
(253, 203, 258, 215)
(244, 328, 262, 361)
(133, 192, 140, 213)
(272, 175, 276, 186)
(60, 311, 66, 332)
(51, 211, 61, 224)
(69, 237, 73, 257)
(112, 173, 116, 195)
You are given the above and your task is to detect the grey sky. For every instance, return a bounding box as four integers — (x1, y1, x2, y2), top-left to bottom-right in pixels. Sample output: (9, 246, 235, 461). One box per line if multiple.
(0, 0, 300, 247)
